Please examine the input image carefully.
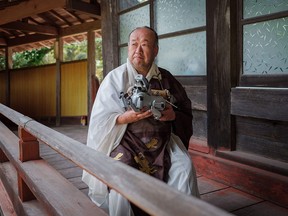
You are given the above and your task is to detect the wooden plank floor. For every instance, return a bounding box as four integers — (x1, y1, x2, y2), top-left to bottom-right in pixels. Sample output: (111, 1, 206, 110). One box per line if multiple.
(40, 125, 288, 216)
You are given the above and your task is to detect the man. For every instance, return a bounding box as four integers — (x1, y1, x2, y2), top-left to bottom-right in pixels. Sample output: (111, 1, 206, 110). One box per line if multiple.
(82, 26, 199, 215)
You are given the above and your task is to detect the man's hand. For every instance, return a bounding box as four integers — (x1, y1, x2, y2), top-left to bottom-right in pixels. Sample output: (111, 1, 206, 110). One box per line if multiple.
(116, 109, 153, 124)
(159, 104, 175, 121)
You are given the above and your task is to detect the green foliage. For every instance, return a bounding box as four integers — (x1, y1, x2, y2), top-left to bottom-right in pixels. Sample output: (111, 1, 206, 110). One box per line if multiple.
(0, 54, 5, 71)
(64, 40, 87, 61)
(95, 38, 103, 81)
(0, 37, 103, 81)
(12, 47, 55, 69)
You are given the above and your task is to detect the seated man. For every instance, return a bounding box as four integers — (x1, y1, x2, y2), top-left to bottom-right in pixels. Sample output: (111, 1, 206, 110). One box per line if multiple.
(82, 26, 199, 216)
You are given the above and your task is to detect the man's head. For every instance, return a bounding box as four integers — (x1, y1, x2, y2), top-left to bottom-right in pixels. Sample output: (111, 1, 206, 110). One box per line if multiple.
(128, 26, 159, 76)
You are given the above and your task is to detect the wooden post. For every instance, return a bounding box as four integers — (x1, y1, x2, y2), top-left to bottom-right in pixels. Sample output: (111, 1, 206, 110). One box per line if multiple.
(0, 148, 8, 162)
(101, 0, 119, 76)
(18, 127, 40, 162)
(55, 38, 63, 126)
(18, 173, 35, 201)
(18, 126, 40, 201)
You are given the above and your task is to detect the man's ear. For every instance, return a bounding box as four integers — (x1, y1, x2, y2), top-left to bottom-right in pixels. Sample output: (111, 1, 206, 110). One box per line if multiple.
(154, 46, 159, 57)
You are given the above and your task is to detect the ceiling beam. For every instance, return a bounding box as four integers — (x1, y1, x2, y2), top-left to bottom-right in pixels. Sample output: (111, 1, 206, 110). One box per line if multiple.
(0, 0, 67, 25)
(7, 34, 55, 47)
(0, 21, 58, 36)
(60, 20, 101, 37)
(0, 38, 7, 46)
(7, 20, 101, 47)
(66, 0, 101, 19)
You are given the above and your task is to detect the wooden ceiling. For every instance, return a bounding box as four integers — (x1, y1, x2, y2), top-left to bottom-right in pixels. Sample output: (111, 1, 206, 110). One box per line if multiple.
(0, 0, 102, 54)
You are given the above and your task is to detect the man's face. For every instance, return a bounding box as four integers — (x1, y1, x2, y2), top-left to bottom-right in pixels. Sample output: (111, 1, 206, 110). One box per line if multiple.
(128, 28, 158, 75)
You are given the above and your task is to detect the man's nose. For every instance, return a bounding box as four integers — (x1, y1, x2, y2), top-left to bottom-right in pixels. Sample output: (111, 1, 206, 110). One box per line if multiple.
(136, 45, 143, 52)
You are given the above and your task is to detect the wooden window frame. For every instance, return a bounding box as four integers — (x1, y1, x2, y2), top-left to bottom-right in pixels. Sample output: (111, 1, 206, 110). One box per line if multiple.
(238, 1, 288, 87)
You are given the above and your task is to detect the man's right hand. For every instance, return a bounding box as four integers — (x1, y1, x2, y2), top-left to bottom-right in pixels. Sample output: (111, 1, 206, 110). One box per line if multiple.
(116, 109, 152, 124)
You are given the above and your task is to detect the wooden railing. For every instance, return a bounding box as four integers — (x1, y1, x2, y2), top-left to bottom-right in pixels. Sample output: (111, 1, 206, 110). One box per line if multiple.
(0, 103, 232, 216)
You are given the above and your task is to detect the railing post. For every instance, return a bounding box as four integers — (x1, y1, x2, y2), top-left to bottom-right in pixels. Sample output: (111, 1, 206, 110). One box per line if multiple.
(0, 148, 8, 162)
(18, 126, 40, 201)
(18, 126, 40, 162)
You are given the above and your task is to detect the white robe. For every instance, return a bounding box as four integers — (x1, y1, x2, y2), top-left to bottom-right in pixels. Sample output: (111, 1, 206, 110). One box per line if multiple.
(82, 59, 199, 215)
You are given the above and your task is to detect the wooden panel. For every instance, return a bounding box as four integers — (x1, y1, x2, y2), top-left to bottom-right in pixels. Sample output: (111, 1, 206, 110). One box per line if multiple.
(10, 65, 56, 117)
(61, 61, 88, 116)
(235, 116, 288, 162)
(190, 150, 288, 207)
(217, 150, 288, 176)
(0, 72, 6, 104)
(185, 85, 207, 111)
(233, 201, 288, 216)
(231, 87, 288, 121)
(201, 188, 262, 212)
(198, 176, 229, 195)
(192, 110, 208, 139)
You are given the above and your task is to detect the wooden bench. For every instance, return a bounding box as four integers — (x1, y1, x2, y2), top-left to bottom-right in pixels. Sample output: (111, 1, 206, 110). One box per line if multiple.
(0, 103, 233, 216)
(0, 121, 106, 216)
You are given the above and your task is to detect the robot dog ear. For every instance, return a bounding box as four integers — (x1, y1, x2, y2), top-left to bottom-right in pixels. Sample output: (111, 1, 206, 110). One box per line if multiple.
(127, 86, 134, 96)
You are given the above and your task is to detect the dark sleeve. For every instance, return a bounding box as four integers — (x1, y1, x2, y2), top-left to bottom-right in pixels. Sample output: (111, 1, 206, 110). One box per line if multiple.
(160, 69, 193, 149)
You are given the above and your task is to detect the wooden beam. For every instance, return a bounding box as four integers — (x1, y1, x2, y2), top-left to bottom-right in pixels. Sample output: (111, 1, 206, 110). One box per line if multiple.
(0, 37, 7, 46)
(0, 21, 58, 36)
(66, 0, 101, 19)
(231, 87, 288, 121)
(7, 34, 55, 47)
(0, 0, 67, 25)
(60, 20, 101, 37)
(190, 150, 288, 207)
(7, 20, 101, 48)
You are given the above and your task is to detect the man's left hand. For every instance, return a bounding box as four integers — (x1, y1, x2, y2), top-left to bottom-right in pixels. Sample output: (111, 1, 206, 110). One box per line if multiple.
(159, 104, 175, 121)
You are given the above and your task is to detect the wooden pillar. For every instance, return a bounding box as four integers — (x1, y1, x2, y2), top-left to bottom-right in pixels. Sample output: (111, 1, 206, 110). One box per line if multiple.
(0, 148, 8, 163)
(18, 126, 40, 201)
(87, 30, 98, 121)
(206, 0, 237, 152)
(4, 47, 12, 106)
(55, 38, 63, 126)
(101, 0, 119, 76)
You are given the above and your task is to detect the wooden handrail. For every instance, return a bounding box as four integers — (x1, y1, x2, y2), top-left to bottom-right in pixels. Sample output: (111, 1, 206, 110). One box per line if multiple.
(0, 103, 233, 216)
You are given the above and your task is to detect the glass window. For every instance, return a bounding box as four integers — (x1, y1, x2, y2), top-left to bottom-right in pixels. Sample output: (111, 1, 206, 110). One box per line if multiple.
(243, 17, 288, 75)
(243, 0, 288, 19)
(118, 0, 148, 11)
(155, 0, 206, 35)
(157, 32, 206, 76)
(119, 5, 150, 44)
(120, 46, 128, 64)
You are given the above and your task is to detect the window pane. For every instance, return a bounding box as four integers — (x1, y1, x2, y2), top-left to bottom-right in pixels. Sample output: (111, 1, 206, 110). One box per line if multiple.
(119, 5, 150, 44)
(157, 32, 206, 76)
(243, 17, 288, 75)
(243, 0, 288, 19)
(118, 0, 148, 11)
(155, 0, 206, 35)
(120, 46, 128, 64)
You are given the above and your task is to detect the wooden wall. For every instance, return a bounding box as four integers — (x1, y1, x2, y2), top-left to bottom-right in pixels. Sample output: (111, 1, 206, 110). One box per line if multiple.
(61, 61, 87, 116)
(10, 65, 56, 117)
(6, 60, 87, 119)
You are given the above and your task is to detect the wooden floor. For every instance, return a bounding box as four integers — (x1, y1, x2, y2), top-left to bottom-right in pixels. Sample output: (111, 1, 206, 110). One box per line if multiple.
(38, 125, 288, 216)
